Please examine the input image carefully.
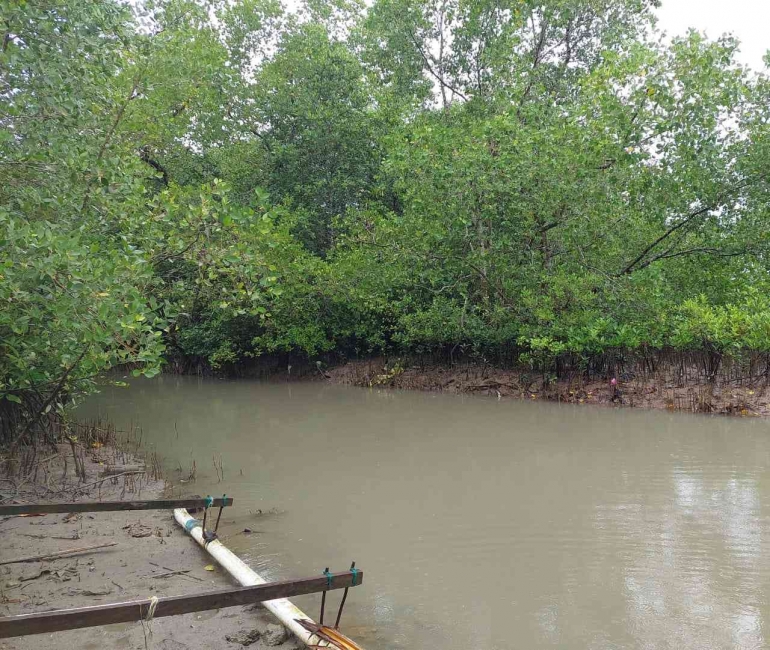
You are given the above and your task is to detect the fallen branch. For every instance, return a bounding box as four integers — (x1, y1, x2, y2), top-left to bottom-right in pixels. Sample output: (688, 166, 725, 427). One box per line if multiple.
(150, 569, 192, 579)
(149, 561, 203, 582)
(0, 541, 118, 565)
(51, 470, 146, 496)
(465, 380, 522, 391)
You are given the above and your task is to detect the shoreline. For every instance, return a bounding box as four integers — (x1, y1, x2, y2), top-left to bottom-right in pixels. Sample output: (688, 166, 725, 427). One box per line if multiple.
(316, 358, 770, 417)
(0, 444, 300, 650)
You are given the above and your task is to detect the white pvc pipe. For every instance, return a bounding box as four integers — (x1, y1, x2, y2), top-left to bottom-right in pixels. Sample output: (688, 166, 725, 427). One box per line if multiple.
(174, 508, 335, 648)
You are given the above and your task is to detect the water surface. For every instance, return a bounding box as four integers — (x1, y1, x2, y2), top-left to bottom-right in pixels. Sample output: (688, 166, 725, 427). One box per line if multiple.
(81, 376, 770, 649)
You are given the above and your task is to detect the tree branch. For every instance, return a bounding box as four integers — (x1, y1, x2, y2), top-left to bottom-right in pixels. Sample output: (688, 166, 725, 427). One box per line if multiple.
(248, 127, 273, 152)
(629, 246, 751, 273)
(9, 347, 90, 453)
(408, 29, 468, 103)
(518, 14, 549, 110)
(617, 176, 762, 276)
(139, 146, 169, 186)
(81, 72, 143, 215)
(619, 204, 713, 275)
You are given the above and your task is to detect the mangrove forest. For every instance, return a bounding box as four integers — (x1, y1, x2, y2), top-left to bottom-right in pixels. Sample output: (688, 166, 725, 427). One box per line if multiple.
(3, 0, 770, 440)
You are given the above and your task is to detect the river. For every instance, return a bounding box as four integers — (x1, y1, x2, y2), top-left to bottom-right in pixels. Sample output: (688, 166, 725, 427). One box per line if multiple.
(80, 375, 770, 649)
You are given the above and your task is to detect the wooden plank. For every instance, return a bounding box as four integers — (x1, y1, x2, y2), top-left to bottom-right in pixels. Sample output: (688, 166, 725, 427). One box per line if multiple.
(0, 569, 364, 638)
(0, 497, 234, 516)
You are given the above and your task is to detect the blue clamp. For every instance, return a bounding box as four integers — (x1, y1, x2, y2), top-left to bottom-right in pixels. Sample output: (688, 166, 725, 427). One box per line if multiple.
(351, 566, 360, 586)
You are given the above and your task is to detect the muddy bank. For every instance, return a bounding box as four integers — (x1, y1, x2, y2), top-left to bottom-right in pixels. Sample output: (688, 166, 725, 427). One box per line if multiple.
(0, 444, 301, 650)
(322, 358, 770, 416)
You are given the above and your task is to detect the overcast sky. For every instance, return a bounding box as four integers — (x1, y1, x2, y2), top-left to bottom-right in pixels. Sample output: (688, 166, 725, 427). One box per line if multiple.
(656, 0, 770, 69)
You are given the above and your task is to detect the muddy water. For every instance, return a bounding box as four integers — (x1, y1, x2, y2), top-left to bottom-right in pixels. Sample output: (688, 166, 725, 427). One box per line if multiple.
(81, 376, 770, 649)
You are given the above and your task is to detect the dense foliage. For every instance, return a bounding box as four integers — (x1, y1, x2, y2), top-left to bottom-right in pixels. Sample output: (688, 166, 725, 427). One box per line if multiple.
(2, 0, 770, 434)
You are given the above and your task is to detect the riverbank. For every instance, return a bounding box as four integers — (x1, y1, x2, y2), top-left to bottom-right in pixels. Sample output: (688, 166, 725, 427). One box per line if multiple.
(0, 444, 300, 650)
(321, 358, 770, 416)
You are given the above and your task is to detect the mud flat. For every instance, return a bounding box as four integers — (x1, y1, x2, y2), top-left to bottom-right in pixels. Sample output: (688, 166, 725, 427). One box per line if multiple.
(0, 445, 300, 650)
(324, 357, 770, 416)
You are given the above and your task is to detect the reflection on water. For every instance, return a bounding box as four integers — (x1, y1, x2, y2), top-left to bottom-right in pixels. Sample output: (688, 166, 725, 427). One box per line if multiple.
(608, 470, 766, 650)
(80, 376, 770, 649)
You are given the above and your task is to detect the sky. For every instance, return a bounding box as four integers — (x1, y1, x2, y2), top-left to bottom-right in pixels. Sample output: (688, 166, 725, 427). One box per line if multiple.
(656, 0, 770, 69)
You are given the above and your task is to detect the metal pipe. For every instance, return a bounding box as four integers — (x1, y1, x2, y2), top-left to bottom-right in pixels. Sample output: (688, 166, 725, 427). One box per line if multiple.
(214, 493, 226, 532)
(334, 562, 356, 629)
(320, 567, 329, 624)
